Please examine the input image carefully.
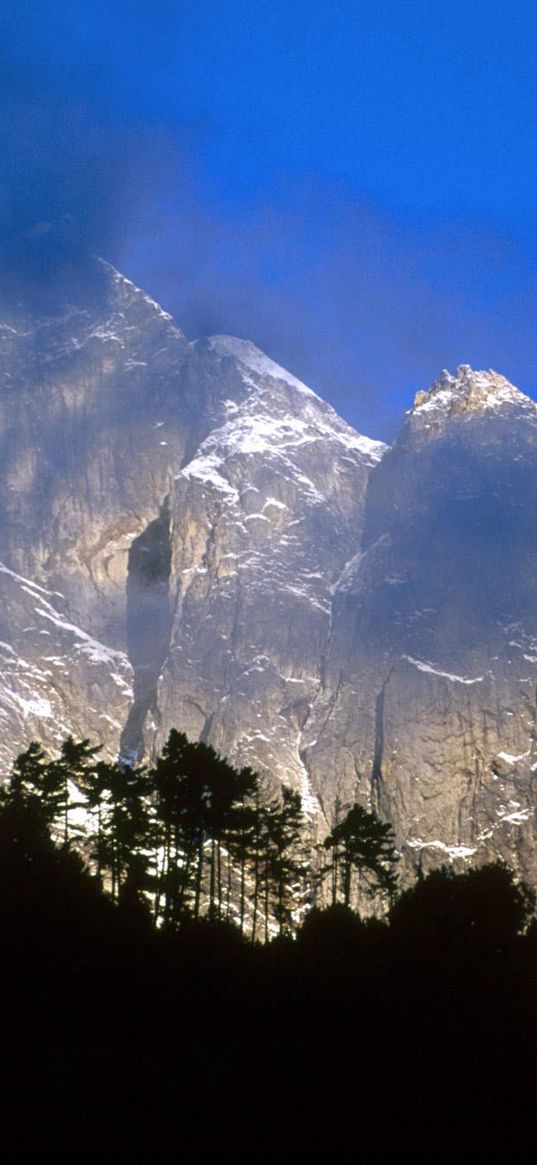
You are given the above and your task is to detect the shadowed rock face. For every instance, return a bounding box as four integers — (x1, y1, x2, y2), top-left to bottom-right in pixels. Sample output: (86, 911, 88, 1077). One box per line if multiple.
(304, 366, 537, 885)
(1, 269, 537, 893)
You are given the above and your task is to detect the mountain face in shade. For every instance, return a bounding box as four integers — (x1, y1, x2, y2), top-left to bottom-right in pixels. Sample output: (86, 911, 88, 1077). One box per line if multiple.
(0, 265, 536, 893)
(303, 364, 537, 884)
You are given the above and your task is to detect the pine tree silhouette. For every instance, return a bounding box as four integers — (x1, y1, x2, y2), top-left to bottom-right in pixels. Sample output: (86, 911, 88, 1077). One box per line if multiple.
(323, 803, 398, 907)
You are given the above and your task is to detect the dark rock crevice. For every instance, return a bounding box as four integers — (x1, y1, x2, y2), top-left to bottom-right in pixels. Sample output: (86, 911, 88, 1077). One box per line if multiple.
(371, 669, 394, 814)
(120, 498, 172, 761)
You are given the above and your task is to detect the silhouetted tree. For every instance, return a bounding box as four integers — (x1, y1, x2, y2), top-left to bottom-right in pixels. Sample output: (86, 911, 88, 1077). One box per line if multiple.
(3, 741, 53, 821)
(248, 787, 307, 941)
(323, 803, 398, 907)
(151, 730, 209, 925)
(222, 765, 258, 929)
(265, 787, 307, 936)
(45, 735, 101, 844)
(297, 903, 366, 963)
(84, 759, 113, 884)
(152, 731, 265, 928)
(389, 861, 535, 952)
(93, 760, 152, 903)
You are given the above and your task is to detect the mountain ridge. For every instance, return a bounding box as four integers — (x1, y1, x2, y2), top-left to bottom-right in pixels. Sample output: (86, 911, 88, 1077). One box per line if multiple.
(0, 260, 536, 897)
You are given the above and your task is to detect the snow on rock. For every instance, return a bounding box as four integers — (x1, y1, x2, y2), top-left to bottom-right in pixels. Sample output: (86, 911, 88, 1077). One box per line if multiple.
(493, 796, 533, 826)
(180, 351, 386, 506)
(0, 560, 134, 770)
(98, 260, 180, 327)
(407, 838, 477, 859)
(403, 655, 485, 685)
(207, 335, 318, 397)
(156, 322, 386, 813)
(411, 364, 535, 420)
(206, 336, 387, 463)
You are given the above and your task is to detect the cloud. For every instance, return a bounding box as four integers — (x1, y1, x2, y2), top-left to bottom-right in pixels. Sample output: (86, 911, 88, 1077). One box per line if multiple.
(1, 2, 536, 438)
(0, 2, 188, 307)
(123, 177, 537, 438)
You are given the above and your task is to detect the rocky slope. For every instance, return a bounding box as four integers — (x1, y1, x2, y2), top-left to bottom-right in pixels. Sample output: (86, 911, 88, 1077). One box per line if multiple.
(303, 365, 537, 884)
(1, 264, 537, 892)
(0, 262, 384, 799)
(153, 335, 384, 808)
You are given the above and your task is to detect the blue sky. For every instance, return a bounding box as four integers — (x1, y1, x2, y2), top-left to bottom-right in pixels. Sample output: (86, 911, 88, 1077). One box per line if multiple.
(2, 1, 537, 437)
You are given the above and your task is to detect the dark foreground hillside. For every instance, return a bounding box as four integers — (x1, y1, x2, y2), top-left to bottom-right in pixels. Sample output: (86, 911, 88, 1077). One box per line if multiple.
(1, 806, 536, 1156)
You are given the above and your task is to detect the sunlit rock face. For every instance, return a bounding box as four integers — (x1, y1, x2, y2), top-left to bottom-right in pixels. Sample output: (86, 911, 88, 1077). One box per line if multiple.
(2, 264, 537, 892)
(0, 562, 133, 772)
(0, 262, 244, 646)
(303, 365, 537, 884)
(0, 263, 384, 794)
(153, 335, 384, 807)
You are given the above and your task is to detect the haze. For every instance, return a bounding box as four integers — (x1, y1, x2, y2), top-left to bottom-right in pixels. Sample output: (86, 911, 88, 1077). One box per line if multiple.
(2, 0, 537, 439)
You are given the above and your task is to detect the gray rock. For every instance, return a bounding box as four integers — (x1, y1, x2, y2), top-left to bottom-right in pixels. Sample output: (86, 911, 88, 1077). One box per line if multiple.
(1, 268, 536, 898)
(304, 365, 537, 888)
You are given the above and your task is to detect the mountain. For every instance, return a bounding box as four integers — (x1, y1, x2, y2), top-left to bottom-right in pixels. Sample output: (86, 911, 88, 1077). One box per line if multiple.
(1, 264, 536, 893)
(303, 365, 537, 885)
(152, 334, 384, 809)
(0, 261, 384, 797)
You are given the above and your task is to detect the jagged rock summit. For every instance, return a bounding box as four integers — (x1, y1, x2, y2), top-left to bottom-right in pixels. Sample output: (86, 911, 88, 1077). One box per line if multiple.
(0, 262, 536, 894)
(413, 363, 531, 416)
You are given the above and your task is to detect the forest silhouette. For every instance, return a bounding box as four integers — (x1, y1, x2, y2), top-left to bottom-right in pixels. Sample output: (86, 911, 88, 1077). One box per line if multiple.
(0, 730, 536, 1154)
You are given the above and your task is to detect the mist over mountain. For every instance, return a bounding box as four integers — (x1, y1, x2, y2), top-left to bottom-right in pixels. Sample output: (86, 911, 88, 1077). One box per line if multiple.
(0, 258, 535, 896)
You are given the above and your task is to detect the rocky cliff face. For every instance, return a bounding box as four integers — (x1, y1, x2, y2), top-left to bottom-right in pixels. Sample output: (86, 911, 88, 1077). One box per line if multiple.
(303, 365, 537, 885)
(1, 266, 536, 891)
(0, 262, 384, 796)
(153, 335, 384, 809)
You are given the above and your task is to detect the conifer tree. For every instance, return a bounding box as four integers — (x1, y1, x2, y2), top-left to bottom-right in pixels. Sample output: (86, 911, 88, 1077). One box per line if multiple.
(45, 736, 101, 845)
(250, 787, 307, 941)
(224, 766, 258, 932)
(265, 787, 307, 936)
(323, 803, 398, 907)
(88, 759, 152, 903)
(4, 741, 52, 819)
(151, 730, 213, 925)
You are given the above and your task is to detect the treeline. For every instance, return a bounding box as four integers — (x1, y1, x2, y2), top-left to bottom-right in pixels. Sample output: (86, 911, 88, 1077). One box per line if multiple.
(1, 733, 537, 1154)
(2, 729, 399, 936)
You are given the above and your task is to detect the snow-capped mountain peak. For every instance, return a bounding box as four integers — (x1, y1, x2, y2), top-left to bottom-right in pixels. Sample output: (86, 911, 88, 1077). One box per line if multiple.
(202, 334, 387, 465)
(411, 364, 534, 419)
(206, 334, 317, 397)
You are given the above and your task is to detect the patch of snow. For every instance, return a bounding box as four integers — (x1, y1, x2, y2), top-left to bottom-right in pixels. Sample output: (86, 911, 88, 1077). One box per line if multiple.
(0, 561, 61, 598)
(496, 804, 532, 825)
(207, 335, 318, 397)
(3, 691, 53, 719)
(99, 260, 180, 326)
(404, 655, 485, 685)
(262, 497, 288, 511)
(204, 336, 386, 464)
(411, 365, 534, 418)
(178, 451, 240, 500)
(408, 838, 477, 859)
(294, 745, 320, 817)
